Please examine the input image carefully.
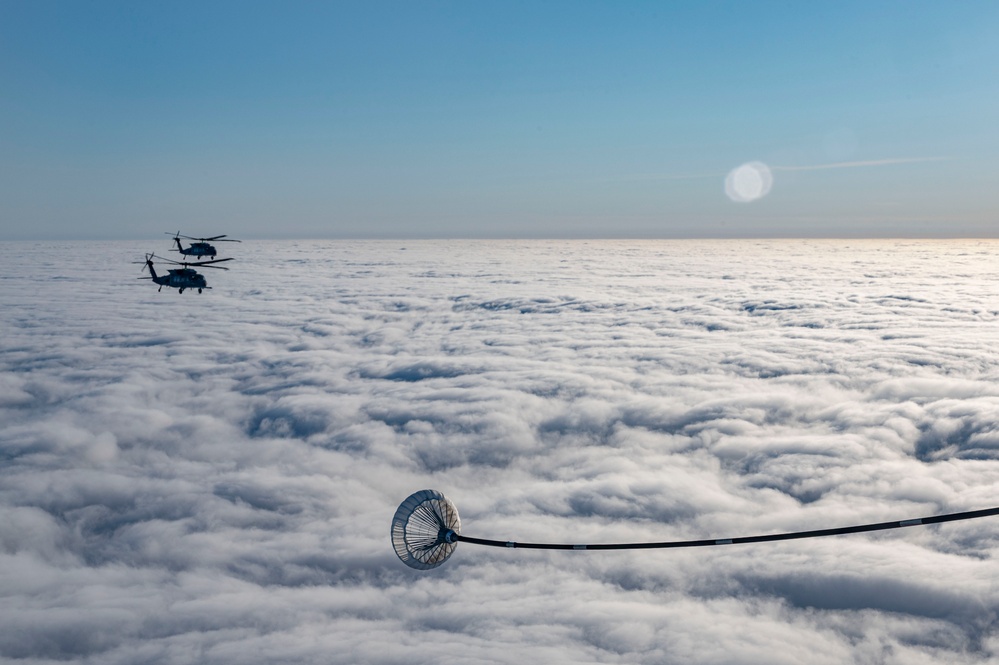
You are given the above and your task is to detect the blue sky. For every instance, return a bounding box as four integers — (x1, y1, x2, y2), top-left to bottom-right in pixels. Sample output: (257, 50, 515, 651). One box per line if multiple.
(1, 1, 997, 239)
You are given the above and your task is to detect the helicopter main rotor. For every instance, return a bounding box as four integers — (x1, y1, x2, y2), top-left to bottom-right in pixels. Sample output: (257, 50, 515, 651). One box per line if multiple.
(151, 253, 233, 270)
(166, 231, 241, 243)
(135, 253, 233, 270)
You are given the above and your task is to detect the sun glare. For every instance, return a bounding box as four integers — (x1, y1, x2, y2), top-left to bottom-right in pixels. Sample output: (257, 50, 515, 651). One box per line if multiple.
(725, 161, 773, 203)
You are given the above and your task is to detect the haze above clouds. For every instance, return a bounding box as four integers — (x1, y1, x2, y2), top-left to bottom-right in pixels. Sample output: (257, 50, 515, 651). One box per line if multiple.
(2, 3, 998, 239)
(2, 239, 999, 664)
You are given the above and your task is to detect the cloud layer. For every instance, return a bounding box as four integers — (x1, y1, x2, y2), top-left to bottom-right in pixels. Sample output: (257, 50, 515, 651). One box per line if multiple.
(2, 239, 999, 664)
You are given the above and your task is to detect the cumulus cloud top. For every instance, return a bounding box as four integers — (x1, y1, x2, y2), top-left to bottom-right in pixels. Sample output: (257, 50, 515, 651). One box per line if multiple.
(2, 238, 999, 663)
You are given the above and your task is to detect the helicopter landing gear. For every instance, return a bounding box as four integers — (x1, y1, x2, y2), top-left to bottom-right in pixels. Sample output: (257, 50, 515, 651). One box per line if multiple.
(179, 288, 184, 294)
(198, 288, 202, 293)
(158, 286, 162, 292)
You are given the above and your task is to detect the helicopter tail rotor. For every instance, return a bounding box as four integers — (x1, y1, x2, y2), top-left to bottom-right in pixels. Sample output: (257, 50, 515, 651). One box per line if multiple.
(133, 253, 160, 280)
(164, 232, 184, 251)
(133, 253, 153, 274)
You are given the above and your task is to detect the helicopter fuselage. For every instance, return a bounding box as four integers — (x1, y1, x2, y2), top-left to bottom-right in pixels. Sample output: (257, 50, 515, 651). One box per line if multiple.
(162, 268, 208, 290)
(139, 252, 231, 293)
(146, 262, 209, 293)
(168, 233, 239, 259)
(174, 239, 216, 259)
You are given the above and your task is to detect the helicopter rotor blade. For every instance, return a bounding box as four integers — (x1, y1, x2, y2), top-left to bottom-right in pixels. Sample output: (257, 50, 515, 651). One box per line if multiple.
(154, 255, 233, 269)
(195, 257, 233, 264)
(149, 254, 187, 267)
(192, 257, 233, 270)
(167, 232, 240, 242)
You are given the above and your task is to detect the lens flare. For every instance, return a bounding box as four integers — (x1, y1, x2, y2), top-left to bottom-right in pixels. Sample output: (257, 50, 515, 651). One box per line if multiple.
(725, 161, 773, 203)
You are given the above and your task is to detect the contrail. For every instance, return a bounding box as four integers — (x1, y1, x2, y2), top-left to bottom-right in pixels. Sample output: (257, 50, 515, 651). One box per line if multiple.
(772, 157, 950, 172)
(602, 156, 950, 183)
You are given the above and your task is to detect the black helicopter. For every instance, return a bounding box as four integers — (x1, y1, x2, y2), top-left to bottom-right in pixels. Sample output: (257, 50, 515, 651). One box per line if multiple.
(136, 253, 233, 293)
(166, 232, 241, 260)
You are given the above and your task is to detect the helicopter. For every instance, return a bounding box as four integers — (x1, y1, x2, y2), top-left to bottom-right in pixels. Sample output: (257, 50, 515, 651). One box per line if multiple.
(166, 232, 241, 260)
(135, 253, 233, 294)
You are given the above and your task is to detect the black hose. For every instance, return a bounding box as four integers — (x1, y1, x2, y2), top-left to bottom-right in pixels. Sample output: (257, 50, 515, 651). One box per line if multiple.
(454, 506, 999, 551)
